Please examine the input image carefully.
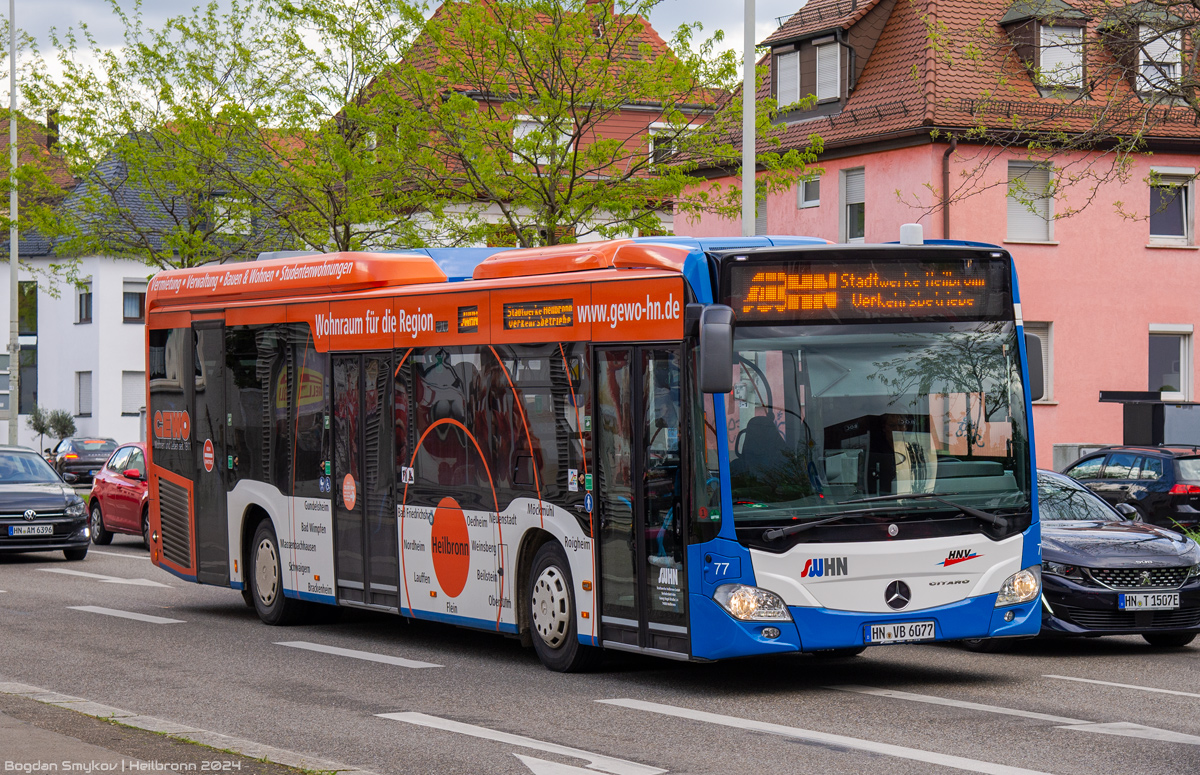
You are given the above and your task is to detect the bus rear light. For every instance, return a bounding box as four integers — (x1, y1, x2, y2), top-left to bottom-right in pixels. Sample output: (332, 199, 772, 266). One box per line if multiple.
(1170, 484, 1200, 494)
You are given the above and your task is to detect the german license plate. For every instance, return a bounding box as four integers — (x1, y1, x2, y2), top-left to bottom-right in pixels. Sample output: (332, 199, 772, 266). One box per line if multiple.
(9, 525, 53, 536)
(1119, 592, 1179, 610)
(865, 620, 936, 644)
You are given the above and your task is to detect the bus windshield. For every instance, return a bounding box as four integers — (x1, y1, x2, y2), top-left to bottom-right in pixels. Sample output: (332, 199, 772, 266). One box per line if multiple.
(724, 320, 1031, 526)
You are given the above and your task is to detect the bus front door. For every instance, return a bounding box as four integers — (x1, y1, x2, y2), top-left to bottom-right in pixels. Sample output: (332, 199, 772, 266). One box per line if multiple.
(192, 322, 229, 586)
(332, 353, 399, 610)
(596, 346, 689, 657)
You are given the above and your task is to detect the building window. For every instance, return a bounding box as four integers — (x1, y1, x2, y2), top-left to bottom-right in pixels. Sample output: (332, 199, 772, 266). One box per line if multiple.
(75, 371, 92, 417)
(798, 177, 820, 208)
(18, 280, 36, 335)
(123, 281, 147, 323)
(18, 345, 35, 415)
(1039, 25, 1083, 87)
(1149, 170, 1192, 245)
(76, 280, 93, 324)
(122, 370, 146, 416)
(1139, 27, 1180, 93)
(776, 50, 800, 106)
(210, 192, 253, 236)
(1007, 162, 1053, 242)
(1024, 321, 1053, 402)
(1149, 326, 1192, 402)
(648, 122, 677, 165)
(815, 41, 839, 101)
(754, 203, 768, 236)
(513, 116, 572, 165)
(841, 168, 865, 243)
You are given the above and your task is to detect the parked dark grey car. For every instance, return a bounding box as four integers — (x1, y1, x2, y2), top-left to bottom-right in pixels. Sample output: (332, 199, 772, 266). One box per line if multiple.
(48, 437, 118, 486)
(0, 447, 89, 560)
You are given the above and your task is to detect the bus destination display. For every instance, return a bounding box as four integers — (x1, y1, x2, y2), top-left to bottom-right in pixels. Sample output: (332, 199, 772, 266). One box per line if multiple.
(727, 259, 1009, 322)
(503, 299, 574, 330)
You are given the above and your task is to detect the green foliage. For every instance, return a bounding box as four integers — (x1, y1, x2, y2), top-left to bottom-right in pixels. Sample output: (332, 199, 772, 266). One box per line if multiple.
(48, 409, 76, 440)
(26, 405, 50, 451)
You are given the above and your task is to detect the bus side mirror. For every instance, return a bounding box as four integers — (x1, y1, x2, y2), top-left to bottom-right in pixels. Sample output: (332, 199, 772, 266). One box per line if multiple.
(699, 305, 735, 394)
(1024, 332, 1044, 402)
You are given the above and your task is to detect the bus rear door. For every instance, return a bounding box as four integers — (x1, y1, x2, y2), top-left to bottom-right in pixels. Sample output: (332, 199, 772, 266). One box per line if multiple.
(595, 346, 689, 657)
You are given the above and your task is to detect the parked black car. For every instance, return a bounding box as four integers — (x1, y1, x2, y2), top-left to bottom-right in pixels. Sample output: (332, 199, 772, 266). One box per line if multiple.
(1061, 445, 1200, 529)
(1038, 470, 1199, 647)
(48, 437, 118, 486)
(0, 446, 90, 560)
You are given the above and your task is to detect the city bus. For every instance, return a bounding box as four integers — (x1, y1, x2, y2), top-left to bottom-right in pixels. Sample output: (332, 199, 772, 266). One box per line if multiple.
(145, 231, 1044, 671)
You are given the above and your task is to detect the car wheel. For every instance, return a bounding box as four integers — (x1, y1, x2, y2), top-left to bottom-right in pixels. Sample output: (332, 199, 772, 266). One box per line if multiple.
(90, 503, 112, 545)
(1142, 632, 1196, 648)
(63, 546, 88, 561)
(249, 520, 304, 626)
(527, 541, 599, 672)
(961, 638, 1016, 653)
(141, 508, 151, 550)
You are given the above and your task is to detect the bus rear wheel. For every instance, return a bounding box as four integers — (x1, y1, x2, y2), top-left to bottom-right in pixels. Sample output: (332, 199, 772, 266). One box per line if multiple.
(528, 542, 598, 672)
(250, 521, 304, 626)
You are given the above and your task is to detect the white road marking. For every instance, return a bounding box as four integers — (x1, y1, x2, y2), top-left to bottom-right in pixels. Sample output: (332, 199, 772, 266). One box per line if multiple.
(599, 698, 1052, 775)
(378, 711, 665, 775)
(68, 606, 184, 624)
(516, 754, 604, 775)
(831, 685, 1084, 724)
(40, 568, 169, 587)
(1045, 674, 1200, 700)
(276, 641, 441, 669)
(87, 549, 150, 560)
(832, 685, 1200, 746)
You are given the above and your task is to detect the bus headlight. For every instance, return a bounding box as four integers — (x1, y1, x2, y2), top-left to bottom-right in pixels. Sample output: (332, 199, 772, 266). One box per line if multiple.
(996, 566, 1040, 607)
(713, 584, 792, 621)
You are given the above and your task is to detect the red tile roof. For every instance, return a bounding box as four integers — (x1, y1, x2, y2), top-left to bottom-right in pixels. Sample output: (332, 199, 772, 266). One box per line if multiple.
(763, 0, 888, 45)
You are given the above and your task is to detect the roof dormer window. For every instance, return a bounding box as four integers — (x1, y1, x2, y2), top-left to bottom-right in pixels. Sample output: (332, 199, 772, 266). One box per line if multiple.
(815, 39, 839, 101)
(1039, 25, 1084, 87)
(1138, 26, 1181, 93)
(776, 50, 801, 107)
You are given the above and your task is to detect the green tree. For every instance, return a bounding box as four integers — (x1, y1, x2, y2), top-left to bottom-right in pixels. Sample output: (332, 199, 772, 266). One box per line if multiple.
(47, 409, 76, 441)
(26, 405, 50, 453)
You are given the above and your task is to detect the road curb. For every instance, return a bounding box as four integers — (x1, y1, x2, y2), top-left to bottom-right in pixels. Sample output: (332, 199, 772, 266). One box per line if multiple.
(0, 681, 383, 775)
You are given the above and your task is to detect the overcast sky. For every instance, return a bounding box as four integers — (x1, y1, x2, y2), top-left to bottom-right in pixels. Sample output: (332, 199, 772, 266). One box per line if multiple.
(15, 0, 808, 60)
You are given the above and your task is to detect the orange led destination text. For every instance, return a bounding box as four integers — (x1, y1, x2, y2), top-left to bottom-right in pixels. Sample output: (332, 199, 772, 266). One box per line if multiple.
(741, 269, 989, 315)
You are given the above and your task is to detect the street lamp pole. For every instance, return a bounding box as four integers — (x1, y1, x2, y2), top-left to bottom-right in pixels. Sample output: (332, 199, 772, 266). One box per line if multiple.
(8, 0, 18, 445)
(741, 0, 755, 237)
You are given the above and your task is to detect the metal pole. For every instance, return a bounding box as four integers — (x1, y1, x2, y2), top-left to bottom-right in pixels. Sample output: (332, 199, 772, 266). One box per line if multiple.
(741, 0, 755, 237)
(8, 0, 18, 445)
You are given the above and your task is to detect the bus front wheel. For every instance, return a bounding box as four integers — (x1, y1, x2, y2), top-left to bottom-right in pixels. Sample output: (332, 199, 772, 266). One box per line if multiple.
(250, 521, 304, 626)
(528, 542, 599, 672)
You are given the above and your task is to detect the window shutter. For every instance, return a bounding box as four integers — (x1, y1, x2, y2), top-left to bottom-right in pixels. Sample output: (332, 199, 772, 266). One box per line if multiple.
(816, 43, 839, 100)
(755, 204, 768, 236)
(1039, 26, 1082, 86)
(1140, 28, 1180, 90)
(1024, 322, 1052, 400)
(844, 168, 865, 204)
(76, 371, 92, 416)
(1007, 163, 1051, 241)
(122, 371, 145, 415)
(777, 52, 800, 105)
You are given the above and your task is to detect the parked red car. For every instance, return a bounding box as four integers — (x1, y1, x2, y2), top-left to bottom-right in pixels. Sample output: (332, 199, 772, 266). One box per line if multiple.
(88, 442, 150, 548)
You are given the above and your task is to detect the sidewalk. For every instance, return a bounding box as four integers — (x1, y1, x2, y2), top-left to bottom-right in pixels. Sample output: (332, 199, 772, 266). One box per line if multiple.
(0, 691, 341, 775)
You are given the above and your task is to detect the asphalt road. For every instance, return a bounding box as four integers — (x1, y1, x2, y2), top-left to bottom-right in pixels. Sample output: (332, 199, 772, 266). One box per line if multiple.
(2, 541, 1198, 775)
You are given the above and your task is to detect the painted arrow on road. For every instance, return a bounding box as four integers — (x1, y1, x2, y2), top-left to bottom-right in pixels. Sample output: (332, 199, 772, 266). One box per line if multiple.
(516, 754, 612, 775)
(39, 568, 170, 587)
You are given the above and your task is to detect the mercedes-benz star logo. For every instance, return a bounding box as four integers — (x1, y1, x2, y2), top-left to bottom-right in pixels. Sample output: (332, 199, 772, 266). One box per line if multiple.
(22, 509, 36, 521)
(885, 580, 911, 610)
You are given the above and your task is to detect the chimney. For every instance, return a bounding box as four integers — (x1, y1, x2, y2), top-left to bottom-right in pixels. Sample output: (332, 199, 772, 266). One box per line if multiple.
(46, 109, 59, 152)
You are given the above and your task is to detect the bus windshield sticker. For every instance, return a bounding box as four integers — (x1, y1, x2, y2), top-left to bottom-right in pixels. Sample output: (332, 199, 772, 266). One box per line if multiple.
(457, 305, 479, 333)
(503, 299, 574, 330)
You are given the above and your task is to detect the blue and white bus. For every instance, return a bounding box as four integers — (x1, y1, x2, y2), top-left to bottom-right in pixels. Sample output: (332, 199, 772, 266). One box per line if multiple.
(146, 228, 1042, 670)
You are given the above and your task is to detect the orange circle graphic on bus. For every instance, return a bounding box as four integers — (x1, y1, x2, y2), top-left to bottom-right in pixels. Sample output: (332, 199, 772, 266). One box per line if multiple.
(431, 496, 470, 597)
(342, 474, 357, 511)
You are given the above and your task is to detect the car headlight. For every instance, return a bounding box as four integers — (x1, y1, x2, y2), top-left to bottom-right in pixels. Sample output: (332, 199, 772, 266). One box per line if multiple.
(996, 566, 1041, 607)
(1043, 561, 1084, 581)
(713, 583, 792, 621)
(1188, 563, 1200, 580)
(65, 500, 85, 518)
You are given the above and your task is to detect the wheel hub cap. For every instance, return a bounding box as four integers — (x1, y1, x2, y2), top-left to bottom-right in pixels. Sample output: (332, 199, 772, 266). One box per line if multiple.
(255, 538, 278, 606)
(530, 565, 570, 648)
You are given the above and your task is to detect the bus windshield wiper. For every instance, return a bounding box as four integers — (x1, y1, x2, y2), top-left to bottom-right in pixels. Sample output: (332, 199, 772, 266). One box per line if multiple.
(760, 507, 918, 541)
(835, 493, 1008, 531)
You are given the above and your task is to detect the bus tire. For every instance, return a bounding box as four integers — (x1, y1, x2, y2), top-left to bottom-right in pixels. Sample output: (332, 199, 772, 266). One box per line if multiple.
(250, 521, 304, 626)
(528, 542, 599, 673)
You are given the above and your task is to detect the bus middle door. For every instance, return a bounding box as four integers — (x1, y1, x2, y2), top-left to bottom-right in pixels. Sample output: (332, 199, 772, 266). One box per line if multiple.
(595, 345, 689, 657)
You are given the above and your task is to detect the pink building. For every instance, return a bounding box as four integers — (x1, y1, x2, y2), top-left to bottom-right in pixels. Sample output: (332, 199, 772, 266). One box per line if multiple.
(689, 0, 1200, 469)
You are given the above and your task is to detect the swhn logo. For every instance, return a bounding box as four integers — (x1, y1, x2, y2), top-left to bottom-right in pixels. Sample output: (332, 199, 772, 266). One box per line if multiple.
(801, 557, 849, 578)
